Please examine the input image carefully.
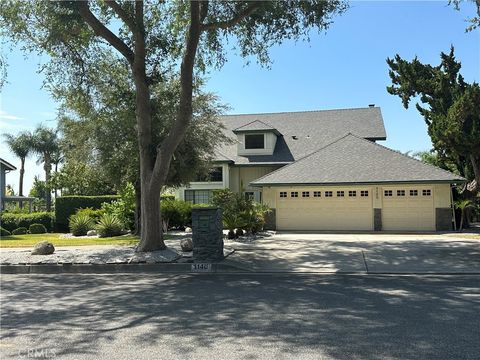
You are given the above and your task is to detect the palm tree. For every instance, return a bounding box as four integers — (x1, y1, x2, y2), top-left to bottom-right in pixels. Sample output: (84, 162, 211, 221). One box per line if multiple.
(454, 199, 474, 231)
(2, 131, 33, 201)
(31, 125, 60, 211)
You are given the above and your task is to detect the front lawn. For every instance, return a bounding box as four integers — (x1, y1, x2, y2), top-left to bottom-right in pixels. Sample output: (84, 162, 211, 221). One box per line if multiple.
(0, 233, 140, 248)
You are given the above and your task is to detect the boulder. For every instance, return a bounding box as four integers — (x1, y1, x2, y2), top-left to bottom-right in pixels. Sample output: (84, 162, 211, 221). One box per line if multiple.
(31, 241, 55, 255)
(184, 227, 192, 233)
(87, 230, 97, 237)
(180, 238, 193, 252)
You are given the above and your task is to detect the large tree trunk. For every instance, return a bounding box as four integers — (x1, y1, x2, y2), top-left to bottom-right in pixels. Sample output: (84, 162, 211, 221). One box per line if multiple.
(19, 157, 25, 208)
(133, 1, 165, 252)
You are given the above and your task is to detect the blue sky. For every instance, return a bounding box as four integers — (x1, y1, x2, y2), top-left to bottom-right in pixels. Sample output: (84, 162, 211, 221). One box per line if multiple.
(1, 1, 479, 194)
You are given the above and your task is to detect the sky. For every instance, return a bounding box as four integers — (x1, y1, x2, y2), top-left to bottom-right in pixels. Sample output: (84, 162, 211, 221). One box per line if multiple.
(0, 1, 479, 195)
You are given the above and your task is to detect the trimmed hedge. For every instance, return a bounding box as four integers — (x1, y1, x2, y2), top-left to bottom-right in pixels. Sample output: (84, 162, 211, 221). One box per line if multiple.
(29, 223, 47, 234)
(55, 195, 119, 232)
(1, 212, 54, 233)
(12, 227, 28, 235)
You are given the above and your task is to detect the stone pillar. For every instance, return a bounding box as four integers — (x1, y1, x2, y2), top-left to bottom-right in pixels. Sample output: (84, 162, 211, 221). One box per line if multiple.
(374, 208, 382, 231)
(192, 207, 224, 262)
(436, 208, 453, 231)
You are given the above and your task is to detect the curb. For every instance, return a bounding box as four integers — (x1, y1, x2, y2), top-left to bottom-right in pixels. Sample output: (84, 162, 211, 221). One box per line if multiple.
(0, 262, 252, 275)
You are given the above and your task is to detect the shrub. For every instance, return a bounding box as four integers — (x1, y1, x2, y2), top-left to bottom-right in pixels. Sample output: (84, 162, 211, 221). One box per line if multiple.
(101, 184, 135, 231)
(96, 214, 124, 238)
(1, 227, 11, 236)
(69, 213, 95, 236)
(55, 195, 119, 232)
(161, 199, 192, 230)
(76, 207, 105, 222)
(12, 227, 28, 235)
(29, 223, 47, 234)
(0, 212, 54, 232)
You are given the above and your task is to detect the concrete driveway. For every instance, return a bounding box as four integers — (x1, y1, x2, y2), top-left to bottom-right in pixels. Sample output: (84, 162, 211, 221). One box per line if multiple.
(225, 232, 480, 274)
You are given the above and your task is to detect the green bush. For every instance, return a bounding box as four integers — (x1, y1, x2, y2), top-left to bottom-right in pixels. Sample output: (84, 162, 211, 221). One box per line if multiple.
(29, 223, 47, 234)
(161, 199, 192, 230)
(12, 227, 28, 235)
(75, 207, 105, 222)
(0, 212, 54, 232)
(212, 189, 271, 235)
(1, 226, 11, 236)
(69, 213, 95, 236)
(101, 183, 135, 230)
(96, 214, 124, 238)
(55, 195, 119, 232)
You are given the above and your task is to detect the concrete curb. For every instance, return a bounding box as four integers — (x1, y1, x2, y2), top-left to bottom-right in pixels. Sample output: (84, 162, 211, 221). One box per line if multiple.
(0, 262, 252, 275)
(1, 263, 479, 275)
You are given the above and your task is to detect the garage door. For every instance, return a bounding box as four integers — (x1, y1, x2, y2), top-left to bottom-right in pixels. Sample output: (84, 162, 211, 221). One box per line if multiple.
(276, 189, 373, 231)
(382, 188, 435, 231)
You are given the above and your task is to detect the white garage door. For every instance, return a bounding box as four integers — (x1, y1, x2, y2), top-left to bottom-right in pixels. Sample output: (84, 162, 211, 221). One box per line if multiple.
(382, 188, 435, 231)
(276, 188, 373, 231)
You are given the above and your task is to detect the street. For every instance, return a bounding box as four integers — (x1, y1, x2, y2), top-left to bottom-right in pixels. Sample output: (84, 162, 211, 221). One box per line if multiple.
(1, 273, 479, 359)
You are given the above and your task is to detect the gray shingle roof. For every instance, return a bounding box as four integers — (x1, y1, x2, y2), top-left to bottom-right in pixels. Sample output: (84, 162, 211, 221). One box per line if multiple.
(251, 134, 464, 185)
(215, 107, 386, 165)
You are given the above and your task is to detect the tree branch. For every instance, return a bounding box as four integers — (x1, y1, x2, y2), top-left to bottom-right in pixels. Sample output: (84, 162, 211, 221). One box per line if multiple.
(200, 2, 261, 31)
(76, 1, 134, 64)
(105, 0, 137, 33)
(152, 1, 202, 184)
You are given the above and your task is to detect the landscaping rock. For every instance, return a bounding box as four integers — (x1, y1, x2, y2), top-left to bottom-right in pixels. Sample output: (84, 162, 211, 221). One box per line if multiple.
(31, 241, 55, 255)
(180, 238, 193, 252)
(87, 230, 97, 237)
(185, 227, 192, 233)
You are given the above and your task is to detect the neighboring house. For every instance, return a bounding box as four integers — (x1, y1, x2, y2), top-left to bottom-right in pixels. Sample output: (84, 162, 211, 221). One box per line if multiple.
(175, 106, 464, 231)
(0, 158, 35, 212)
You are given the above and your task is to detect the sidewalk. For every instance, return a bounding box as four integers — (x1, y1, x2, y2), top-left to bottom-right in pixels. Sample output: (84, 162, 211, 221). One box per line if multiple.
(1, 233, 479, 275)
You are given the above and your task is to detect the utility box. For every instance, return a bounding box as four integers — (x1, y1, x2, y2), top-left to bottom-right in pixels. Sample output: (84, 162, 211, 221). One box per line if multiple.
(191, 207, 224, 262)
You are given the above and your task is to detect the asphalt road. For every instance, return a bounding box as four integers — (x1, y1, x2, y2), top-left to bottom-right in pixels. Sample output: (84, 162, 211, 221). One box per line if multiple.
(1, 273, 479, 360)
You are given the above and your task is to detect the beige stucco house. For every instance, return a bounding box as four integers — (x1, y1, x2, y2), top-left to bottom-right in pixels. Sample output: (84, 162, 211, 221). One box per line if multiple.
(175, 106, 464, 231)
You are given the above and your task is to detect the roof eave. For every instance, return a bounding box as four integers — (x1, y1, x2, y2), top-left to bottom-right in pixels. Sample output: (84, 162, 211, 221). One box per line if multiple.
(250, 179, 466, 187)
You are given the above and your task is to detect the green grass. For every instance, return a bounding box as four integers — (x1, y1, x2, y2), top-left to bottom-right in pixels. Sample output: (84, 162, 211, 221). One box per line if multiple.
(0, 233, 140, 248)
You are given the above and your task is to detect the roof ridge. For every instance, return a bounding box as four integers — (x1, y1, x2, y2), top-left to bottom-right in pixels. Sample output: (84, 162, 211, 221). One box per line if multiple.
(347, 133, 466, 180)
(221, 106, 380, 118)
(251, 133, 352, 184)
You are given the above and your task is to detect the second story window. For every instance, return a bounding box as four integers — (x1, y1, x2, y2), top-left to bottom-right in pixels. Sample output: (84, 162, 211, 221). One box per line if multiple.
(245, 134, 265, 149)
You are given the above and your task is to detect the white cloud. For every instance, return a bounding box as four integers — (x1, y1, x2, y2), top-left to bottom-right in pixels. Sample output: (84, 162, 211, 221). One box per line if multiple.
(0, 110, 23, 120)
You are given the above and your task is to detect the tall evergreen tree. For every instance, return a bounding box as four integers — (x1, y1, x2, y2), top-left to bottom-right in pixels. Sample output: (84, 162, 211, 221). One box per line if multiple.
(387, 47, 480, 191)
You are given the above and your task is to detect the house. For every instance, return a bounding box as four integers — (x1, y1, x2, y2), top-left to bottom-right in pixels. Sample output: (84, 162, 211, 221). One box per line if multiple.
(0, 158, 35, 212)
(175, 106, 464, 231)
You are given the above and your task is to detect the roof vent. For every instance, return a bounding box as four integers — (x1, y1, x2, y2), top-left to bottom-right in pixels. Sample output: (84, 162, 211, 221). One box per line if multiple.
(368, 104, 375, 108)
(292, 135, 298, 140)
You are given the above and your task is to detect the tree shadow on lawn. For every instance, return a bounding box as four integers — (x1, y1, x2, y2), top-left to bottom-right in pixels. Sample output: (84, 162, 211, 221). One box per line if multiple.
(1, 274, 479, 359)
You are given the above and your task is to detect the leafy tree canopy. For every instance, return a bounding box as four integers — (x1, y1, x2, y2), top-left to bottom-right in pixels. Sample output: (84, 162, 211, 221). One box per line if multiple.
(387, 47, 480, 190)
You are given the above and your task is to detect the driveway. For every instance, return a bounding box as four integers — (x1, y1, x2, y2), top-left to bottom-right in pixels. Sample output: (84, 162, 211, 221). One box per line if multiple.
(225, 232, 480, 274)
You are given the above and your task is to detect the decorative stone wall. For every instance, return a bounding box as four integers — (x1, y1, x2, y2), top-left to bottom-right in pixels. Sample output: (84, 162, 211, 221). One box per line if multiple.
(264, 209, 276, 230)
(374, 208, 382, 231)
(192, 207, 224, 262)
(436, 208, 453, 231)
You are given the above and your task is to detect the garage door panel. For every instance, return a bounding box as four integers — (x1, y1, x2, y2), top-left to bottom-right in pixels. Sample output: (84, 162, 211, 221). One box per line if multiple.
(276, 190, 373, 231)
(382, 188, 434, 231)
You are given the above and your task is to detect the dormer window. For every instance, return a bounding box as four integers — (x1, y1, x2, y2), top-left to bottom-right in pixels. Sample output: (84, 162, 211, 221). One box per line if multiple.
(245, 134, 265, 149)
